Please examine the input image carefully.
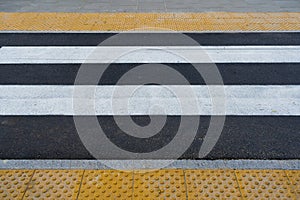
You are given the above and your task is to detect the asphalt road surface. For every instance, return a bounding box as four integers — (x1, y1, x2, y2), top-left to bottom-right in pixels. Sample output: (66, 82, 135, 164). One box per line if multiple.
(0, 32, 299, 160)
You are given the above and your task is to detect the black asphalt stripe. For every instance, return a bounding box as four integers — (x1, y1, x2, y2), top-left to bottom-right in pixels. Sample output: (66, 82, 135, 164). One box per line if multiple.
(0, 116, 299, 159)
(0, 63, 299, 85)
(1, 33, 300, 46)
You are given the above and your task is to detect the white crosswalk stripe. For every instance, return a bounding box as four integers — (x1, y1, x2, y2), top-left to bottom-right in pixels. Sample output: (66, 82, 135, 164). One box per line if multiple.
(0, 85, 299, 115)
(0, 46, 300, 63)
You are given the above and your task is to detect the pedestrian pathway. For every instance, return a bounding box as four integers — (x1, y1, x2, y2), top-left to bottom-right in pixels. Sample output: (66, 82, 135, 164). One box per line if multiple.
(1, 0, 300, 12)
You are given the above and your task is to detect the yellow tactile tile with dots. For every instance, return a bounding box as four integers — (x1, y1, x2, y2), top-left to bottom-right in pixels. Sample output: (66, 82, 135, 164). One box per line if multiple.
(23, 170, 83, 200)
(133, 169, 186, 199)
(235, 170, 296, 200)
(78, 170, 133, 200)
(0, 169, 300, 199)
(286, 170, 300, 199)
(185, 169, 242, 199)
(0, 12, 300, 31)
(0, 170, 34, 200)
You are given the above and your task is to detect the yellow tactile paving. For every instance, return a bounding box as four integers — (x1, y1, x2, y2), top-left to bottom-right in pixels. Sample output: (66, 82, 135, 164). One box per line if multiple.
(23, 170, 83, 200)
(0, 170, 34, 200)
(235, 170, 297, 200)
(78, 170, 133, 199)
(0, 169, 299, 199)
(286, 170, 300, 199)
(133, 169, 186, 199)
(185, 169, 242, 199)
(0, 12, 300, 31)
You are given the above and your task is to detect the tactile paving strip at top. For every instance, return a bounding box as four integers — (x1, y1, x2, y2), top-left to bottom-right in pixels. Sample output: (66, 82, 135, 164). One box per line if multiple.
(0, 12, 300, 31)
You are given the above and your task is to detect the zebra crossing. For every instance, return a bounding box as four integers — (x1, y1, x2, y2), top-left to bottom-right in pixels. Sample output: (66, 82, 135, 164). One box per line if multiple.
(0, 32, 299, 161)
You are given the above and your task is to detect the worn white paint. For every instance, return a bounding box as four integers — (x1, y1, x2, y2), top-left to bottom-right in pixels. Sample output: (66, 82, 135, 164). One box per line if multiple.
(0, 46, 300, 63)
(0, 85, 299, 115)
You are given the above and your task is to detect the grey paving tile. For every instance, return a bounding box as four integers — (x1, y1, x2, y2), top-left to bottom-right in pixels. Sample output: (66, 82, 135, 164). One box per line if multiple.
(138, 3, 165, 9)
(274, 1, 300, 6)
(0, 6, 23, 12)
(279, 7, 300, 12)
(140, 0, 164, 2)
(252, 7, 285, 12)
(84, 0, 110, 2)
(165, 2, 187, 7)
(111, 6, 138, 12)
(138, 9, 166, 12)
(165, 8, 205, 12)
(244, 0, 267, 4)
(0, 1, 30, 10)
(36, 6, 83, 12)
(17, 6, 40, 12)
(81, 3, 111, 10)
(110, 0, 137, 6)
(55, 1, 86, 7)
(1, 0, 33, 5)
(166, 5, 201, 9)
(30, 0, 58, 3)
